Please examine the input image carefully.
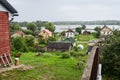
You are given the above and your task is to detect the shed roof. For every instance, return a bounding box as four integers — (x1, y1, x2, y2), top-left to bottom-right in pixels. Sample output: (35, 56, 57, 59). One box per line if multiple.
(47, 42, 73, 49)
(61, 37, 76, 43)
(0, 0, 18, 15)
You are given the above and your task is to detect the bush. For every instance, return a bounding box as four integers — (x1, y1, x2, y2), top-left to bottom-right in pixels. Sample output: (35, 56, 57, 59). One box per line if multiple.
(55, 52, 61, 56)
(37, 48, 45, 53)
(11, 51, 18, 56)
(25, 36, 34, 47)
(74, 46, 78, 51)
(70, 51, 78, 57)
(78, 52, 86, 57)
(28, 47, 36, 52)
(70, 51, 86, 57)
(42, 53, 52, 58)
(38, 35, 46, 44)
(61, 52, 70, 59)
(101, 30, 120, 79)
(35, 52, 43, 56)
(11, 37, 28, 52)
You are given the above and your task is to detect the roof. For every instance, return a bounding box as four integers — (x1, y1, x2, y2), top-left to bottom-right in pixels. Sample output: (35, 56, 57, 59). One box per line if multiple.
(66, 28, 74, 32)
(15, 31, 25, 35)
(47, 42, 73, 49)
(61, 37, 76, 43)
(101, 25, 112, 31)
(0, 0, 18, 15)
(43, 29, 52, 34)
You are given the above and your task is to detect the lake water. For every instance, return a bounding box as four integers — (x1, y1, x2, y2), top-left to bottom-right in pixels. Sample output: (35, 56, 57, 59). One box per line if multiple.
(21, 25, 120, 32)
(55, 25, 120, 32)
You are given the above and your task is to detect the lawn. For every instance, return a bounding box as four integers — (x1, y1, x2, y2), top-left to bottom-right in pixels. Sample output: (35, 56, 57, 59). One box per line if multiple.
(0, 51, 87, 80)
(0, 34, 97, 80)
(76, 34, 97, 42)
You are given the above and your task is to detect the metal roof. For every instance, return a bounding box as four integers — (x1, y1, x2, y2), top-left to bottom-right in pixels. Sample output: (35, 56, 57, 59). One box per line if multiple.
(0, 0, 18, 15)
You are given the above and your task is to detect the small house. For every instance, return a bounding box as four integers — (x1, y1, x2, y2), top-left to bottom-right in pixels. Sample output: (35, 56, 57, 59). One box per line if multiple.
(65, 28, 74, 38)
(83, 31, 91, 35)
(38, 29, 53, 39)
(47, 42, 73, 52)
(100, 25, 112, 35)
(0, 0, 18, 66)
(11, 31, 25, 38)
(81, 29, 96, 34)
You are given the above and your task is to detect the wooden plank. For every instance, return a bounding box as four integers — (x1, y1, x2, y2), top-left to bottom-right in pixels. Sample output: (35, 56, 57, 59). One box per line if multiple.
(3, 53, 10, 66)
(0, 55, 6, 67)
(8, 54, 13, 65)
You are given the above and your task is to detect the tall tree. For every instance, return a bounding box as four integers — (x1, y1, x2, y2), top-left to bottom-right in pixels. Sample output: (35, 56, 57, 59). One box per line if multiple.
(101, 30, 120, 79)
(10, 23, 21, 32)
(94, 27, 101, 38)
(75, 27, 81, 34)
(27, 22, 37, 33)
(94, 27, 101, 32)
(45, 22, 55, 32)
(81, 25, 86, 29)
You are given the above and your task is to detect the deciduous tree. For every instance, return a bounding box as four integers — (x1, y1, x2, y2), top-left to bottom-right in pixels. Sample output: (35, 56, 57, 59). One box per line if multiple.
(101, 30, 120, 79)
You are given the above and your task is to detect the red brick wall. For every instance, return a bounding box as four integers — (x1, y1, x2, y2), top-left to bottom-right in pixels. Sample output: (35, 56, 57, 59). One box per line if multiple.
(0, 11, 11, 55)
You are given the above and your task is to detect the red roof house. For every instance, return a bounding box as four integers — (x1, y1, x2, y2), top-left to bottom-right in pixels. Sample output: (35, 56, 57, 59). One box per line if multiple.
(11, 31, 25, 38)
(0, 0, 18, 66)
(38, 29, 53, 39)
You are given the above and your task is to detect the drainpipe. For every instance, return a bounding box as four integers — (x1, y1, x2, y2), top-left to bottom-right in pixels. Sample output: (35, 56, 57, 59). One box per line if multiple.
(9, 13, 18, 22)
(9, 17, 14, 22)
(97, 64, 102, 80)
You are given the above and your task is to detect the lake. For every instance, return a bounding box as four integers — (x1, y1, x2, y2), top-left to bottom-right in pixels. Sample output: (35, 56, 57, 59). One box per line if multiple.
(55, 25, 120, 32)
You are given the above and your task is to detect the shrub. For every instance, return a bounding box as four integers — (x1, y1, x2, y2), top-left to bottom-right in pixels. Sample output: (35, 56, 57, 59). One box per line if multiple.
(28, 47, 36, 52)
(70, 51, 85, 57)
(11, 51, 18, 56)
(11, 37, 28, 52)
(74, 46, 78, 51)
(78, 52, 86, 57)
(70, 51, 78, 57)
(61, 52, 70, 59)
(35, 52, 43, 56)
(37, 48, 45, 53)
(55, 52, 61, 56)
(38, 35, 46, 44)
(25, 36, 34, 47)
(42, 53, 52, 58)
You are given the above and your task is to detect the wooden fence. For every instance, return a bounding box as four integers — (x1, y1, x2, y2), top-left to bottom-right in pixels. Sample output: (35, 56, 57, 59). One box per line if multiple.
(81, 46, 100, 80)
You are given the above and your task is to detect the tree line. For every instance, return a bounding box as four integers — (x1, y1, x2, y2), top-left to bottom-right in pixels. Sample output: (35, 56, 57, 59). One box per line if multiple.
(54, 20, 120, 25)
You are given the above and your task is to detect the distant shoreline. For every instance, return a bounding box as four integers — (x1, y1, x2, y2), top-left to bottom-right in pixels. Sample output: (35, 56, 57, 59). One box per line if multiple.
(54, 20, 120, 25)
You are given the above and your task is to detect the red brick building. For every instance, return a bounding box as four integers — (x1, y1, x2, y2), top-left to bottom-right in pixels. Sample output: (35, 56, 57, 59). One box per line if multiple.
(0, 0, 18, 66)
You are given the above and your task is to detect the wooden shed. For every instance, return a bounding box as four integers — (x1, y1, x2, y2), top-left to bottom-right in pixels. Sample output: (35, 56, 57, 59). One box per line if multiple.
(47, 42, 73, 52)
(0, 0, 18, 66)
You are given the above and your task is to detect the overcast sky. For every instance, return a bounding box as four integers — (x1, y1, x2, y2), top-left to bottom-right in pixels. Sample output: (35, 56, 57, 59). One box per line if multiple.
(8, 0, 120, 22)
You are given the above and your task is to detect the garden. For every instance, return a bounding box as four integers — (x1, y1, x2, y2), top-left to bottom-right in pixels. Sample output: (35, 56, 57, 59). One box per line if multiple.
(0, 34, 92, 80)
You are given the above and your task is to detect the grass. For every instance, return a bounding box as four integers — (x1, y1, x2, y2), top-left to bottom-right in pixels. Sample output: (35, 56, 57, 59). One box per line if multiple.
(0, 52, 87, 80)
(76, 34, 97, 42)
(0, 34, 97, 80)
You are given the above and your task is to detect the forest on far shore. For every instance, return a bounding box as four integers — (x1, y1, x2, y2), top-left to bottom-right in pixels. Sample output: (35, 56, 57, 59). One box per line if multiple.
(54, 20, 120, 25)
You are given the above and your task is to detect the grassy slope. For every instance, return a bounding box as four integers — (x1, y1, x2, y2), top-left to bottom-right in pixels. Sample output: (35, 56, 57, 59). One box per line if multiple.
(76, 34, 97, 42)
(0, 52, 87, 80)
(0, 34, 96, 80)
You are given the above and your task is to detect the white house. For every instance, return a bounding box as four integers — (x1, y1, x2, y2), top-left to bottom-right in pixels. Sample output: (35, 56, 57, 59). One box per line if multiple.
(100, 25, 113, 35)
(65, 28, 75, 38)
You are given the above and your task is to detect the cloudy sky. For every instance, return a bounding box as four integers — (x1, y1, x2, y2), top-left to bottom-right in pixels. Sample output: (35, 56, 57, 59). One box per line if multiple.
(8, 0, 120, 22)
